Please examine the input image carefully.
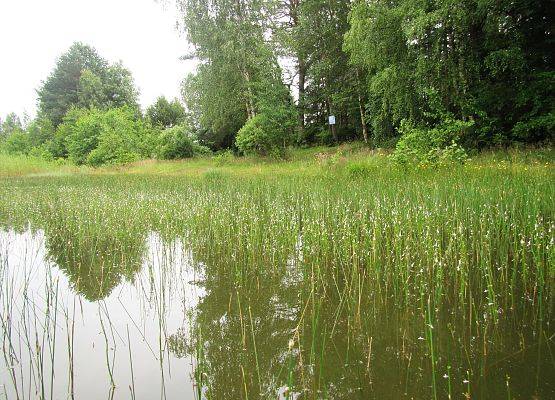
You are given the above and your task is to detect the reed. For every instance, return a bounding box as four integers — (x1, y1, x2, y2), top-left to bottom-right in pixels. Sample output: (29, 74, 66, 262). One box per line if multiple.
(0, 148, 553, 398)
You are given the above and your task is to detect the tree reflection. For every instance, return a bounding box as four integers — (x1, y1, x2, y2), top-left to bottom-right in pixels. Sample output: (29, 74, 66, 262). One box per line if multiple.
(167, 249, 301, 398)
(43, 217, 146, 301)
(167, 248, 554, 399)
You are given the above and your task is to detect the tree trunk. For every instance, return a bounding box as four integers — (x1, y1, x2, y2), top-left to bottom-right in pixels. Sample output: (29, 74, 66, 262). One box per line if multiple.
(243, 69, 256, 119)
(298, 58, 306, 130)
(355, 70, 368, 143)
(358, 96, 368, 143)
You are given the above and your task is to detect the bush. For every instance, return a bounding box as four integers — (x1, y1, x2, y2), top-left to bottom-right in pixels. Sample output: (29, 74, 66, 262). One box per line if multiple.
(391, 118, 472, 166)
(235, 111, 295, 157)
(87, 131, 141, 166)
(157, 125, 195, 160)
(64, 107, 150, 166)
(3, 131, 32, 155)
(512, 112, 555, 142)
(65, 109, 104, 164)
(49, 108, 88, 159)
(26, 116, 55, 148)
(235, 115, 268, 155)
(192, 142, 212, 156)
(315, 128, 334, 145)
(28, 144, 54, 161)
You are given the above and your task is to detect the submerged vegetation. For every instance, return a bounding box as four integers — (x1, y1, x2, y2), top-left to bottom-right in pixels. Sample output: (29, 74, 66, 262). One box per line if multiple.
(0, 148, 553, 397)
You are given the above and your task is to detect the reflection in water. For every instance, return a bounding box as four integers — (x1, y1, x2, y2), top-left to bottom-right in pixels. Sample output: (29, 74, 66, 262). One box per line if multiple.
(0, 228, 200, 399)
(177, 237, 555, 399)
(43, 218, 146, 301)
(182, 257, 301, 399)
(0, 222, 553, 399)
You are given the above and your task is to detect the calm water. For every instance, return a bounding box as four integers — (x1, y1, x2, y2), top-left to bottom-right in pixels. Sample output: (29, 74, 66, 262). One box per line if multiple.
(0, 226, 553, 399)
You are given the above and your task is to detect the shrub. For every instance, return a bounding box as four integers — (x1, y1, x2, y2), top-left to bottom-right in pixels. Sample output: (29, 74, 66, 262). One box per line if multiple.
(65, 109, 104, 164)
(235, 111, 295, 157)
(512, 112, 555, 142)
(135, 125, 161, 159)
(391, 118, 472, 166)
(65, 107, 149, 166)
(214, 150, 235, 166)
(26, 116, 55, 148)
(315, 128, 334, 145)
(235, 115, 268, 155)
(28, 144, 54, 161)
(192, 142, 212, 156)
(3, 131, 32, 155)
(87, 131, 141, 166)
(157, 125, 195, 160)
(49, 108, 89, 159)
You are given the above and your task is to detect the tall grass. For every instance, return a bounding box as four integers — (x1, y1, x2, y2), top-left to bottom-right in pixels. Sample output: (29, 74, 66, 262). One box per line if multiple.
(0, 153, 83, 177)
(0, 149, 553, 398)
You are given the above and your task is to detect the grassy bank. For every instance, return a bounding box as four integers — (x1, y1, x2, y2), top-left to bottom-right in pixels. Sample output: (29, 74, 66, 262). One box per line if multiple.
(1, 144, 553, 179)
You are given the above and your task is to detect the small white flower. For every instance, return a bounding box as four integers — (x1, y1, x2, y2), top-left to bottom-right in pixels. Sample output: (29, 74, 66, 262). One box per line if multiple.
(288, 338, 295, 350)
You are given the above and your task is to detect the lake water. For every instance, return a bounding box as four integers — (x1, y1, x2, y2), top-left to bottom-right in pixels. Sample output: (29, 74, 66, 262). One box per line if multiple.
(0, 226, 553, 399)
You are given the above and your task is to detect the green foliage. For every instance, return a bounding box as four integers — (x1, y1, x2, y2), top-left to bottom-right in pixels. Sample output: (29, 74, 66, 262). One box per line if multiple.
(191, 142, 212, 157)
(235, 110, 295, 157)
(4, 0, 553, 170)
(3, 131, 32, 155)
(146, 97, 186, 129)
(49, 108, 88, 159)
(235, 116, 268, 155)
(0, 113, 23, 141)
(213, 150, 235, 166)
(157, 125, 195, 160)
(64, 109, 104, 164)
(64, 107, 148, 166)
(235, 76, 298, 157)
(513, 113, 555, 142)
(28, 144, 55, 161)
(37, 42, 139, 126)
(391, 119, 472, 166)
(182, 65, 246, 150)
(178, 0, 296, 150)
(345, 0, 554, 146)
(26, 116, 55, 148)
(298, 0, 363, 140)
(315, 128, 334, 145)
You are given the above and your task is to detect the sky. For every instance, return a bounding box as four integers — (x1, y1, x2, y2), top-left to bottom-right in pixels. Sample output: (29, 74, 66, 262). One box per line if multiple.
(0, 0, 196, 120)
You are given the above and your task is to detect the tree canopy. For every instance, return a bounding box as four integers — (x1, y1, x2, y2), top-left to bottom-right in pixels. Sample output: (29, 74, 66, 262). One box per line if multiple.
(146, 96, 186, 129)
(1, 2, 552, 165)
(37, 42, 139, 127)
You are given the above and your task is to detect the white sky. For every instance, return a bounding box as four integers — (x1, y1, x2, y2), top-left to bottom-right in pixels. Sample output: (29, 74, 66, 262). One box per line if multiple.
(0, 0, 196, 120)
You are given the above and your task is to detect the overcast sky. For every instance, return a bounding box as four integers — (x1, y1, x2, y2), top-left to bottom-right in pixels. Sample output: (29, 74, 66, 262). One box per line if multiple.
(0, 0, 196, 120)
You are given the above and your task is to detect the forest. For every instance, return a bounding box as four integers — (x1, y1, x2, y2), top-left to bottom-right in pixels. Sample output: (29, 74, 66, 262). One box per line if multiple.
(1, 0, 553, 166)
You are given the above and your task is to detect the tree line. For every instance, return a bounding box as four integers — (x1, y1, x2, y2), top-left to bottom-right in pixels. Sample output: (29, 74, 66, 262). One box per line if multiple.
(0, 43, 209, 165)
(1, 0, 553, 166)
(179, 0, 553, 162)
